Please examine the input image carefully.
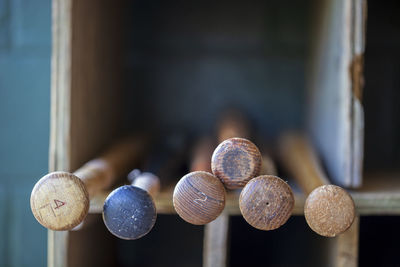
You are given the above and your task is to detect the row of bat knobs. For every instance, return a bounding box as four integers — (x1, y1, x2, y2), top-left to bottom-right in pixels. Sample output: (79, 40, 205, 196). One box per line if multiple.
(31, 134, 355, 241)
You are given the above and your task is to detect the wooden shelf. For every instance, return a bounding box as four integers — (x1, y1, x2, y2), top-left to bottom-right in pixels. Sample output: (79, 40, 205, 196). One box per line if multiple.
(89, 173, 400, 216)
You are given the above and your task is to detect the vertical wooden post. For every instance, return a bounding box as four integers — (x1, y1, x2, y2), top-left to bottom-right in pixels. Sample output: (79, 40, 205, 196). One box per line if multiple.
(203, 212, 230, 267)
(49, 0, 72, 265)
(334, 216, 360, 267)
(48, 231, 68, 267)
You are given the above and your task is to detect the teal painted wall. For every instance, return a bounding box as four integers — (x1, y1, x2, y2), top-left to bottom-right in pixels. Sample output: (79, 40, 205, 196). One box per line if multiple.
(0, 0, 51, 266)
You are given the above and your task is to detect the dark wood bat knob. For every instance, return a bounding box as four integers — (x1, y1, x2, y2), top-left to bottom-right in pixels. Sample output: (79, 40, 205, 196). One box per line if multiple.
(304, 185, 355, 237)
(239, 175, 294, 231)
(30, 171, 89, 230)
(102, 185, 157, 240)
(173, 171, 226, 225)
(211, 138, 262, 189)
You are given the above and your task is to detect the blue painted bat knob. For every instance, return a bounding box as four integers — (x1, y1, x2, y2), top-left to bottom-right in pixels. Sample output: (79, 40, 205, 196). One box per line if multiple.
(102, 185, 157, 240)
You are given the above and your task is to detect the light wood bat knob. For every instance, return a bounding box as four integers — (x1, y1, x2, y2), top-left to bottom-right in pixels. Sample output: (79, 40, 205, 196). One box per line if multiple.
(103, 185, 157, 240)
(30, 171, 89, 230)
(304, 185, 355, 237)
(211, 138, 262, 189)
(239, 175, 294, 231)
(173, 171, 226, 225)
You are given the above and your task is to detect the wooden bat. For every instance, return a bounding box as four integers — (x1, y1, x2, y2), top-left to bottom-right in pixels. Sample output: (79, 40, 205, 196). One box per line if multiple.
(260, 147, 278, 176)
(173, 137, 226, 225)
(213, 110, 294, 230)
(30, 134, 147, 231)
(102, 169, 160, 240)
(103, 133, 187, 238)
(211, 110, 262, 189)
(216, 109, 250, 143)
(211, 137, 262, 189)
(279, 133, 355, 237)
(239, 175, 294, 231)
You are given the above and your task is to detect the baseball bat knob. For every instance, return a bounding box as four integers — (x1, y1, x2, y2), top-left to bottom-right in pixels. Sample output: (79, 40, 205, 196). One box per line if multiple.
(173, 171, 226, 225)
(211, 137, 262, 189)
(103, 185, 157, 240)
(304, 185, 355, 237)
(239, 175, 294, 231)
(30, 171, 89, 230)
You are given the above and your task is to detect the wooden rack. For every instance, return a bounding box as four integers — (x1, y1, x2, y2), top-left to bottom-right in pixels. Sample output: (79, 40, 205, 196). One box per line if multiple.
(47, 0, 400, 266)
(90, 176, 400, 217)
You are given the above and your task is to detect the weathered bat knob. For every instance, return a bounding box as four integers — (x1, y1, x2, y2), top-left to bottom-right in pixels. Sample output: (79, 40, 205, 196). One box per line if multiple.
(102, 170, 160, 240)
(278, 133, 356, 237)
(30, 171, 89, 231)
(173, 171, 226, 225)
(304, 185, 355, 237)
(239, 175, 294, 230)
(211, 137, 262, 189)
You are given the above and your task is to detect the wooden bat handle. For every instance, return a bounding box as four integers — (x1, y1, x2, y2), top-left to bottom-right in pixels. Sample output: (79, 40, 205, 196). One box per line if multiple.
(173, 138, 226, 225)
(76, 135, 147, 196)
(216, 111, 293, 230)
(218, 109, 278, 178)
(190, 137, 214, 173)
(173, 171, 226, 225)
(211, 137, 262, 189)
(279, 133, 355, 237)
(239, 143, 293, 231)
(102, 169, 160, 240)
(239, 175, 294, 231)
(217, 109, 250, 142)
(279, 133, 330, 194)
(30, 134, 147, 231)
(261, 153, 278, 176)
(129, 169, 161, 198)
(212, 110, 262, 189)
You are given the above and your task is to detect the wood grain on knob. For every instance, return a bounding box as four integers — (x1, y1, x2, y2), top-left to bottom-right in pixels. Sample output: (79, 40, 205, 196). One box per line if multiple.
(30, 171, 89, 231)
(103, 185, 157, 240)
(304, 185, 355, 237)
(173, 171, 226, 225)
(211, 137, 262, 189)
(239, 175, 294, 231)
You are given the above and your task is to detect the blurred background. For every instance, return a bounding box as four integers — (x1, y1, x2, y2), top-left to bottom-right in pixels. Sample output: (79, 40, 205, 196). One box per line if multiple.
(0, 0, 50, 266)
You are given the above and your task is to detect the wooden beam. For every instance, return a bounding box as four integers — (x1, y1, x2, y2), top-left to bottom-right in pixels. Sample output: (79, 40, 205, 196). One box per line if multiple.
(334, 216, 360, 267)
(48, 231, 68, 267)
(48, 0, 73, 265)
(203, 213, 230, 267)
